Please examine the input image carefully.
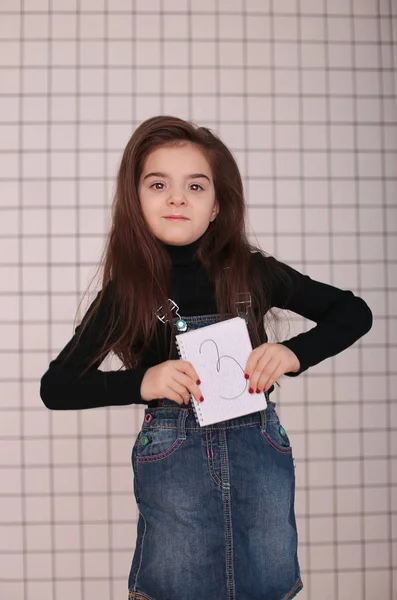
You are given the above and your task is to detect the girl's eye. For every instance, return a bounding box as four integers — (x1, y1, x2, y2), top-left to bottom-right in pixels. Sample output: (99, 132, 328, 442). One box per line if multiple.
(150, 181, 204, 192)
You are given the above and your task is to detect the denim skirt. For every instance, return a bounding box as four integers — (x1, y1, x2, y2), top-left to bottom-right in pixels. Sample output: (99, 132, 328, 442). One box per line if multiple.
(128, 313, 303, 600)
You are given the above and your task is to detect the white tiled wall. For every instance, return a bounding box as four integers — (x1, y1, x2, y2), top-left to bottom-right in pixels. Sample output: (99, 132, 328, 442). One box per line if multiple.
(1, 1, 396, 599)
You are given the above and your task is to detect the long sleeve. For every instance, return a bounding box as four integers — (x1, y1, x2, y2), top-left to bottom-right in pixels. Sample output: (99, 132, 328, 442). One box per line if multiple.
(40, 282, 151, 410)
(257, 254, 373, 377)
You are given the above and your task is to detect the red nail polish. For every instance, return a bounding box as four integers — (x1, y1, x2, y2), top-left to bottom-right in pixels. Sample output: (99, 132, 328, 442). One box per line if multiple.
(249, 388, 254, 394)
(199, 396, 204, 402)
(244, 373, 250, 379)
(256, 389, 260, 394)
(196, 379, 201, 385)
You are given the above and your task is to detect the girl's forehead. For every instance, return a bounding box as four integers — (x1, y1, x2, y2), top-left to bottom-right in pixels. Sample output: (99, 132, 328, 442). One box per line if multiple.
(144, 143, 210, 169)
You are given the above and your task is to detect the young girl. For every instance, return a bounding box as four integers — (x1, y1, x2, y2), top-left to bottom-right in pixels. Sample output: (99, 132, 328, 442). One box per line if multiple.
(40, 116, 373, 600)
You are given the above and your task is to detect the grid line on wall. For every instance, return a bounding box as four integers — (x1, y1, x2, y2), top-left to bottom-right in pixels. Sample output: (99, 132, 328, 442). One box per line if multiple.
(18, 2, 28, 599)
(349, 0, 366, 595)
(295, 1, 311, 590)
(379, 0, 395, 595)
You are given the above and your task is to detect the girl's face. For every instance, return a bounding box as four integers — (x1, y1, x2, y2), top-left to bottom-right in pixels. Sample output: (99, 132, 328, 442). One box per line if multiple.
(138, 143, 219, 246)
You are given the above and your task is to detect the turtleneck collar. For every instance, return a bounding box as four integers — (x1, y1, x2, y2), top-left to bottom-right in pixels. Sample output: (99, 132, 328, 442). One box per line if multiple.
(161, 233, 205, 267)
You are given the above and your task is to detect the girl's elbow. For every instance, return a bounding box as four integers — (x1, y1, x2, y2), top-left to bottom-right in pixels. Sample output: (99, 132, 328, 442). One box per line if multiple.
(358, 296, 373, 334)
(39, 373, 60, 410)
(40, 385, 54, 410)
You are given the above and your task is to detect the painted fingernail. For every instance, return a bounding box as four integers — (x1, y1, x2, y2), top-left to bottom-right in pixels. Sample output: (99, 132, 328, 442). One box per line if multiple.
(244, 373, 250, 379)
(256, 389, 260, 394)
(249, 388, 254, 394)
(196, 379, 201, 385)
(199, 396, 204, 402)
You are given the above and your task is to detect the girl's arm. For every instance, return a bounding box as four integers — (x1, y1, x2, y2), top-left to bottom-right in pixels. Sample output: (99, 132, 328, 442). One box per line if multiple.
(257, 254, 373, 377)
(40, 282, 150, 410)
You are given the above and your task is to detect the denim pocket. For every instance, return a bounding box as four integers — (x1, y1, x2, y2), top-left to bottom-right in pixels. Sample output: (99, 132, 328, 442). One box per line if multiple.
(135, 426, 187, 463)
(262, 402, 292, 454)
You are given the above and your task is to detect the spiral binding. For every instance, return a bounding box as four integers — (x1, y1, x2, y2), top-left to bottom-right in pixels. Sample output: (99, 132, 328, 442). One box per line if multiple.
(174, 334, 203, 425)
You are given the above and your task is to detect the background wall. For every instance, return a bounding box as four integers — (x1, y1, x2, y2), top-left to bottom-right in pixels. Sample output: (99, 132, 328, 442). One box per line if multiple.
(1, 0, 396, 599)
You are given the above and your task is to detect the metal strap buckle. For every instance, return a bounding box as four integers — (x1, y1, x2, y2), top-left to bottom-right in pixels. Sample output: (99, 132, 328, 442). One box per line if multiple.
(156, 299, 188, 331)
(236, 292, 251, 323)
(155, 299, 181, 323)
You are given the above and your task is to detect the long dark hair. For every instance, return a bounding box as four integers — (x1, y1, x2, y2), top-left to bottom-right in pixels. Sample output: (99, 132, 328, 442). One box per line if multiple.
(67, 115, 293, 374)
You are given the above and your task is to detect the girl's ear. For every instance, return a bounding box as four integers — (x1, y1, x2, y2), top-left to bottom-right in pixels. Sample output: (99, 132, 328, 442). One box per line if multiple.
(210, 201, 219, 222)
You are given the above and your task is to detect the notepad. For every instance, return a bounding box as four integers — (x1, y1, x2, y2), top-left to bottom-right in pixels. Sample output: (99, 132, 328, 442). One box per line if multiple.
(175, 316, 267, 426)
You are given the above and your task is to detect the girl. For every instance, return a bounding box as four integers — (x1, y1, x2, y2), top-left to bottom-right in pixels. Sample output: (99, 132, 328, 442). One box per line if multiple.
(40, 115, 373, 600)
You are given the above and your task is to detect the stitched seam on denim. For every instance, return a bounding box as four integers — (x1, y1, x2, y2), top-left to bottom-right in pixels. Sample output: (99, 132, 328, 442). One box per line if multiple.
(130, 510, 147, 594)
(141, 420, 278, 430)
(219, 428, 236, 599)
(136, 437, 185, 463)
(261, 431, 293, 454)
(128, 592, 153, 600)
(206, 429, 222, 487)
(177, 407, 188, 440)
(282, 577, 303, 599)
(181, 312, 225, 322)
(132, 444, 141, 504)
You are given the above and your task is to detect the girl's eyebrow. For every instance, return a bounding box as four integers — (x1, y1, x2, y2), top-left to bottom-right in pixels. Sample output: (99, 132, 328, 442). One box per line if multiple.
(143, 171, 211, 182)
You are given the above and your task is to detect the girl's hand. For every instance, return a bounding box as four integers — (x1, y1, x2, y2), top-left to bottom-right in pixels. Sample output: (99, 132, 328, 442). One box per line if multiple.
(244, 343, 300, 394)
(140, 360, 203, 405)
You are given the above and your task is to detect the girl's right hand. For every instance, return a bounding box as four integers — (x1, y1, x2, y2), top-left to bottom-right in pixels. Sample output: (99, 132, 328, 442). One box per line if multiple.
(140, 360, 203, 405)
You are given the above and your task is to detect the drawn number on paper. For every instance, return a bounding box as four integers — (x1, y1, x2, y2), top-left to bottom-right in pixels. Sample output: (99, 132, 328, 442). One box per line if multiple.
(199, 339, 248, 400)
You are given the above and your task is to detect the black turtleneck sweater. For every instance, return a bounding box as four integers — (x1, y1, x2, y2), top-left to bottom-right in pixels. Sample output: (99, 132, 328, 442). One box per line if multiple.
(40, 238, 373, 410)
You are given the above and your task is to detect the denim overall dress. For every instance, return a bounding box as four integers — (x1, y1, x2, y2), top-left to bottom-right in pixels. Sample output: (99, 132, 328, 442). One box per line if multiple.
(128, 311, 303, 600)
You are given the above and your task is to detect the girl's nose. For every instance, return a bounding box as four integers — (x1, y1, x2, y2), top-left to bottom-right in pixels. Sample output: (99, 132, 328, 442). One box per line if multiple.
(168, 194, 186, 204)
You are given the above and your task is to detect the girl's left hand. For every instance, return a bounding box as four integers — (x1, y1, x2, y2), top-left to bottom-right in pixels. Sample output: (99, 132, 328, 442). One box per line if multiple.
(244, 343, 300, 393)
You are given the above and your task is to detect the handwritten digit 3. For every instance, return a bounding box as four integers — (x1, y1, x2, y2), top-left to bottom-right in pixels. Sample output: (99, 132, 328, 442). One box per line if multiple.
(199, 339, 248, 400)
